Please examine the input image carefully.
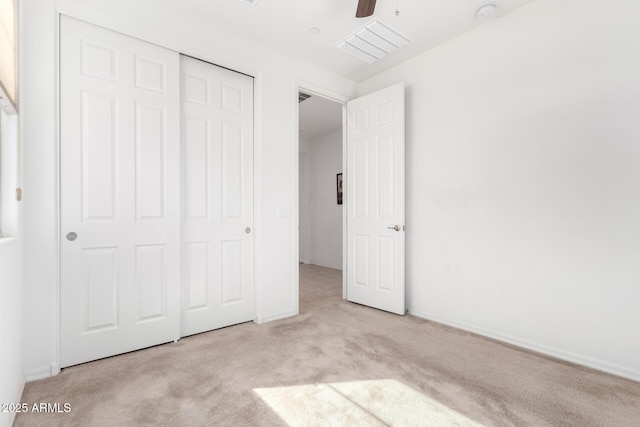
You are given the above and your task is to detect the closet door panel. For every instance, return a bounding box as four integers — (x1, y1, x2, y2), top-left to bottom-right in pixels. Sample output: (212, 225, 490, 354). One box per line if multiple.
(60, 16, 180, 367)
(181, 55, 254, 336)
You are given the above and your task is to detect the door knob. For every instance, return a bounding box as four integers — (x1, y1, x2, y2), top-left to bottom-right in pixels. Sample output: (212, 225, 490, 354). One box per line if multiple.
(388, 225, 401, 232)
(245, 227, 251, 234)
(66, 232, 78, 241)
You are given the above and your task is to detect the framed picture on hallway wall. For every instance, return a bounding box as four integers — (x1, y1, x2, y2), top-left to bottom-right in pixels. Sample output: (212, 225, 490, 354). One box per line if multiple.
(337, 173, 343, 205)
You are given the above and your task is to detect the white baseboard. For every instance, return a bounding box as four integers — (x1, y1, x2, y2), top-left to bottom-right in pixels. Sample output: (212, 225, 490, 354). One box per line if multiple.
(305, 261, 343, 271)
(260, 309, 297, 324)
(409, 308, 640, 383)
(24, 364, 56, 382)
(51, 362, 61, 376)
(299, 259, 311, 264)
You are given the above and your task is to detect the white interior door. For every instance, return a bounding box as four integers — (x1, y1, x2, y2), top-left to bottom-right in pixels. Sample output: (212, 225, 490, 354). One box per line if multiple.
(346, 83, 405, 315)
(181, 55, 254, 337)
(60, 16, 181, 367)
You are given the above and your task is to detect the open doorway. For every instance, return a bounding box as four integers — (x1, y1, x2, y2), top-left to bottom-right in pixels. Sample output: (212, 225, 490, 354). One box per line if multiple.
(298, 89, 345, 314)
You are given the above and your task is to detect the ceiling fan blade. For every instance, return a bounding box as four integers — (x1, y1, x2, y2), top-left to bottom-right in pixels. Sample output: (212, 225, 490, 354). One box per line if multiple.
(356, 0, 377, 18)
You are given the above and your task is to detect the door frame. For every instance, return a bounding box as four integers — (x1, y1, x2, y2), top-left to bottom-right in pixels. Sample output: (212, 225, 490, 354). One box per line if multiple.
(55, 8, 263, 372)
(294, 81, 349, 311)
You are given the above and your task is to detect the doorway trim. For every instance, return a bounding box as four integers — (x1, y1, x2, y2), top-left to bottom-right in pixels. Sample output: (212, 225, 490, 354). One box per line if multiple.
(294, 80, 349, 312)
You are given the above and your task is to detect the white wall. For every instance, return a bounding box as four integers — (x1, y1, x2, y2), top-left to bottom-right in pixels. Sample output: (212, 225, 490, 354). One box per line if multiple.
(0, 111, 23, 427)
(0, 240, 22, 427)
(359, 0, 640, 380)
(307, 129, 343, 270)
(20, 0, 357, 380)
(299, 135, 311, 264)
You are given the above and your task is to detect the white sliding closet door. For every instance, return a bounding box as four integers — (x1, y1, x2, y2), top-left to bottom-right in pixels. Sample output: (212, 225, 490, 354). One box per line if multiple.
(60, 16, 181, 367)
(181, 55, 254, 337)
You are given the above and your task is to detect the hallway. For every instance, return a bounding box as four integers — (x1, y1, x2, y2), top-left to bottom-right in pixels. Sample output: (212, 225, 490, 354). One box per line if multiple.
(299, 264, 343, 314)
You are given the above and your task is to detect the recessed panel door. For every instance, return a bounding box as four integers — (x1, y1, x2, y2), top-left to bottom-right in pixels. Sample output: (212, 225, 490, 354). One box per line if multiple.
(60, 16, 181, 367)
(181, 55, 254, 336)
(346, 83, 405, 315)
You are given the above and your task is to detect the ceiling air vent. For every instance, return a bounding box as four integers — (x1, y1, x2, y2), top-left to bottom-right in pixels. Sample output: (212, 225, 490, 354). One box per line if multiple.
(299, 92, 311, 103)
(337, 19, 411, 64)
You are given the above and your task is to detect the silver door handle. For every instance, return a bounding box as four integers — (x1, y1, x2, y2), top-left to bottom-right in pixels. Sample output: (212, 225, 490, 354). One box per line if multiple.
(66, 232, 78, 241)
(245, 227, 251, 234)
(388, 225, 401, 232)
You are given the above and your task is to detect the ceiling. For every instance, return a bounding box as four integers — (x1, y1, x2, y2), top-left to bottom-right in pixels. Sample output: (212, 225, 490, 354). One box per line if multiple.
(177, 0, 534, 82)
(161, 0, 534, 140)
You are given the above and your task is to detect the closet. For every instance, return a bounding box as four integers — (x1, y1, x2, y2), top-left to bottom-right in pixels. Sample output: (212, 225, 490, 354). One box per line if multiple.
(60, 16, 253, 367)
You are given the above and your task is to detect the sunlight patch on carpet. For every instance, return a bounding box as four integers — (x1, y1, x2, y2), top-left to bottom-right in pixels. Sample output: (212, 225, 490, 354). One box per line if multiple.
(254, 379, 483, 426)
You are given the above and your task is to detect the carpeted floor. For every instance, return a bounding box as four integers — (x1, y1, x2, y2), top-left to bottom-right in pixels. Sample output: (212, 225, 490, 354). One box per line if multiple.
(16, 264, 640, 426)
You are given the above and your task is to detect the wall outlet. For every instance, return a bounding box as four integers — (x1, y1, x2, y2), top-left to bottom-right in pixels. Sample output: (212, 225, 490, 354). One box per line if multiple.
(446, 263, 456, 276)
(276, 204, 291, 217)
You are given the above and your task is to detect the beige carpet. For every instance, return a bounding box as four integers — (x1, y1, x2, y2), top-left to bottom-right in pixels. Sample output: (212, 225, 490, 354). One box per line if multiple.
(254, 379, 482, 426)
(16, 264, 640, 426)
